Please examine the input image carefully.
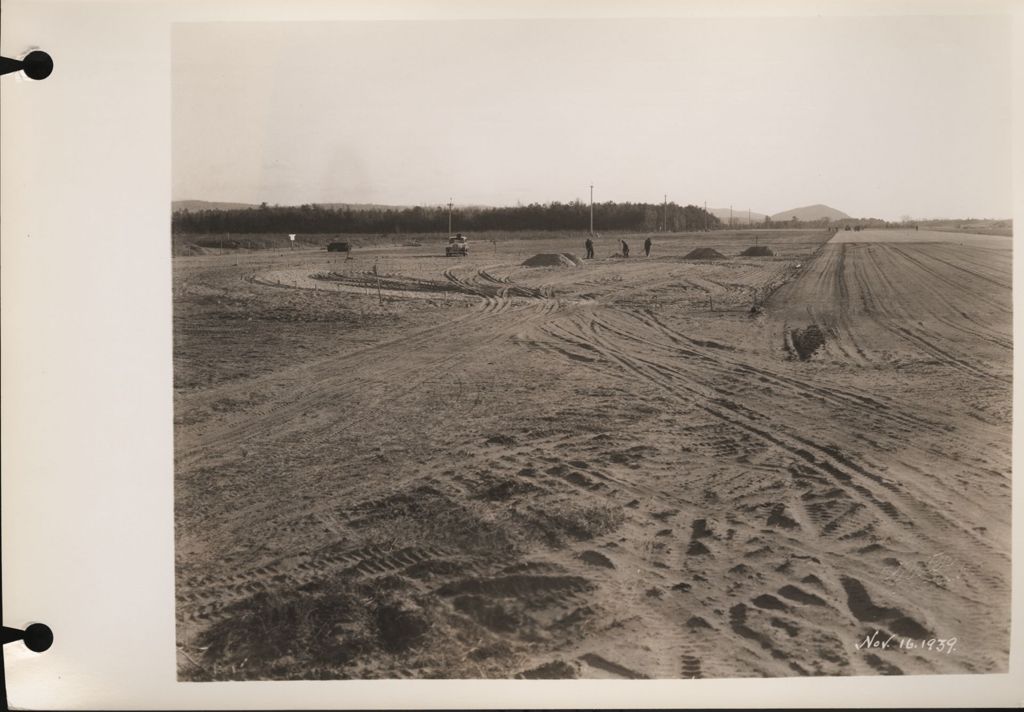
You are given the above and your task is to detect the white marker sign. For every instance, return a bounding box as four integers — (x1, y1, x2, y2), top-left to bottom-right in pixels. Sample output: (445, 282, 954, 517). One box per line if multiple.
(288, 234, 296, 241)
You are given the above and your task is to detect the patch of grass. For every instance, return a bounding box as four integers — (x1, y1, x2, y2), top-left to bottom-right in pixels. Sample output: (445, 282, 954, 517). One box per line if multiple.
(186, 584, 373, 680)
(183, 576, 440, 681)
(350, 485, 521, 557)
(517, 659, 579, 679)
(526, 502, 626, 547)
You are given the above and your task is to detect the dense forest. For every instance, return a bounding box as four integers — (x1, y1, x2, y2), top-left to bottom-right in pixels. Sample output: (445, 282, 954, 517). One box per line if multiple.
(172, 201, 724, 234)
(170, 200, 984, 235)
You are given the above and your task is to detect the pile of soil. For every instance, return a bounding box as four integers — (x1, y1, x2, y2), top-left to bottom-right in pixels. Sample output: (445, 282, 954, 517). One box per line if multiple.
(683, 247, 725, 260)
(195, 237, 242, 249)
(182, 244, 215, 255)
(789, 324, 828, 360)
(522, 253, 580, 268)
(740, 245, 774, 257)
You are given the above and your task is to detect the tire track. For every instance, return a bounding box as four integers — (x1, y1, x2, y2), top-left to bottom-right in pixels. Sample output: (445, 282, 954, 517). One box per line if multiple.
(177, 281, 567, 466)
(563, 313, 912, 525)
(537, 309, 1004, 565)
(603, 308, 941, 434)
(890, 245, 1011, 297)
(177, 544, 452, 625)
(862, 248, 1007, 383)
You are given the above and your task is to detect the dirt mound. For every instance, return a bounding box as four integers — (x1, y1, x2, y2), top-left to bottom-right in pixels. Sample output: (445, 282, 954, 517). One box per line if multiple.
(740, 245, 774, 256)
(560, 252, 584, 265)
(788, 324, 828, 360)
(683, 247, 725, 260)
(183, 244, 214, 255)
(196, 237, 242, 249)
(517, 660, 579, 679)
(578, 550, 616, 569)
(522, 253, 579, 268)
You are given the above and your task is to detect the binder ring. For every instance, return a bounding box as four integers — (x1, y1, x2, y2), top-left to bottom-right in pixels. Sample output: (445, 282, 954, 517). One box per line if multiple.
(2, 623, 53, 652)
(0, 50, 53, 80)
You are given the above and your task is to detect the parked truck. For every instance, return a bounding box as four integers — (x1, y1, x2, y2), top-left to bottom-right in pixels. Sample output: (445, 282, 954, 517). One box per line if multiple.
(445, 233, 468, 257)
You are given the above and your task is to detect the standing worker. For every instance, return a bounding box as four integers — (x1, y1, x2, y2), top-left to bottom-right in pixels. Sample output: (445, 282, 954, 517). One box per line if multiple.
(585, 237, 594, 259)
(620, 239, 630, 258)
(643, 236, 652, 257)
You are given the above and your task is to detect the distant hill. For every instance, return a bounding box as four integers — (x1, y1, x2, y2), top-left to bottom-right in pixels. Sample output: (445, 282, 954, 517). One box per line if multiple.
(709, 207, 767, 225)
(770, 204, 850, 222)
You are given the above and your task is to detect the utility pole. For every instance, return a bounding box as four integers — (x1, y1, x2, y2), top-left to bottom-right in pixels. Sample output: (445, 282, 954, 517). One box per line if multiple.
(730, 204, 733, 229)
(748, 208, 751, 226)
(373, 262, 383, 306)
(447, 198, 453, 235)
(704, 200, 707, 232)
(589, 184, 594, 235)
(663, 194, 668, 232)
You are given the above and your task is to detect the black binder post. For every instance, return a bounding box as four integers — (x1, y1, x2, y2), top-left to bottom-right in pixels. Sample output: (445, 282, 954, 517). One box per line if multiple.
(0, 50, 53, 80)
(2, 623, 53, 652)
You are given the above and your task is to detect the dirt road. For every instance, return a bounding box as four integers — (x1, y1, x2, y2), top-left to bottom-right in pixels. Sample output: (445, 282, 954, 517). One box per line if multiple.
(174, 229, 1010, 679)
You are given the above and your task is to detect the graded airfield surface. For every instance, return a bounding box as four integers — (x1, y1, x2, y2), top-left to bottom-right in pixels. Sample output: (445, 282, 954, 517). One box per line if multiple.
(174, 229, 1011, 680)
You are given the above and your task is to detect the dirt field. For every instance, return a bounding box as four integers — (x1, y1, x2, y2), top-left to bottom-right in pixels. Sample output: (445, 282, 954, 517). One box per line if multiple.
(174, 228, 1010, 680)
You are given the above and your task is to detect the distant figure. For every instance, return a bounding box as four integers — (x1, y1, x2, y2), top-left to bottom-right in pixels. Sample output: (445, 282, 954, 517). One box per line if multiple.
(644, 237, 652, 257)
(585, 237, 594, 259)
(621, 240, 630, 257)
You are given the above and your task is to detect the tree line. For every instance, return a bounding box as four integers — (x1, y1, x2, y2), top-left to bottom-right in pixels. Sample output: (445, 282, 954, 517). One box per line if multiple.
(172, 200, 725, 234)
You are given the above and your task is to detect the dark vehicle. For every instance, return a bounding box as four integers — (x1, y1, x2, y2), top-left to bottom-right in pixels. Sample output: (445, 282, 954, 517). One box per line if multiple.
(446, 234, 468, 257)
(327, 241, 351, 252)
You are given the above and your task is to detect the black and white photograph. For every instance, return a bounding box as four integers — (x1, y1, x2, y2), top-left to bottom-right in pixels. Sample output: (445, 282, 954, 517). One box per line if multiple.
(171, 16, 1011, 681)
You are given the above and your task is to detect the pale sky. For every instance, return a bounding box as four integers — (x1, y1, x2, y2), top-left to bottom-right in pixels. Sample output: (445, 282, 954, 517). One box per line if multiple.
(172, 16, 1012, 220)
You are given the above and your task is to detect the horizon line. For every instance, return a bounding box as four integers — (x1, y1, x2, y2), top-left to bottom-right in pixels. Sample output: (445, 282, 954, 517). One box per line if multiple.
(170, 198, 1011, 223)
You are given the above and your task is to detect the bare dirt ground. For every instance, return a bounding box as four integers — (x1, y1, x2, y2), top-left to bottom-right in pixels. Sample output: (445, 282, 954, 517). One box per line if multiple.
(174, 228, 1010, 680)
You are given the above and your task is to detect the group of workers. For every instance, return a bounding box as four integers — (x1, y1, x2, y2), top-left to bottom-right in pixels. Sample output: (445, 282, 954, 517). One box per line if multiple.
(584, 236, 652, 259)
